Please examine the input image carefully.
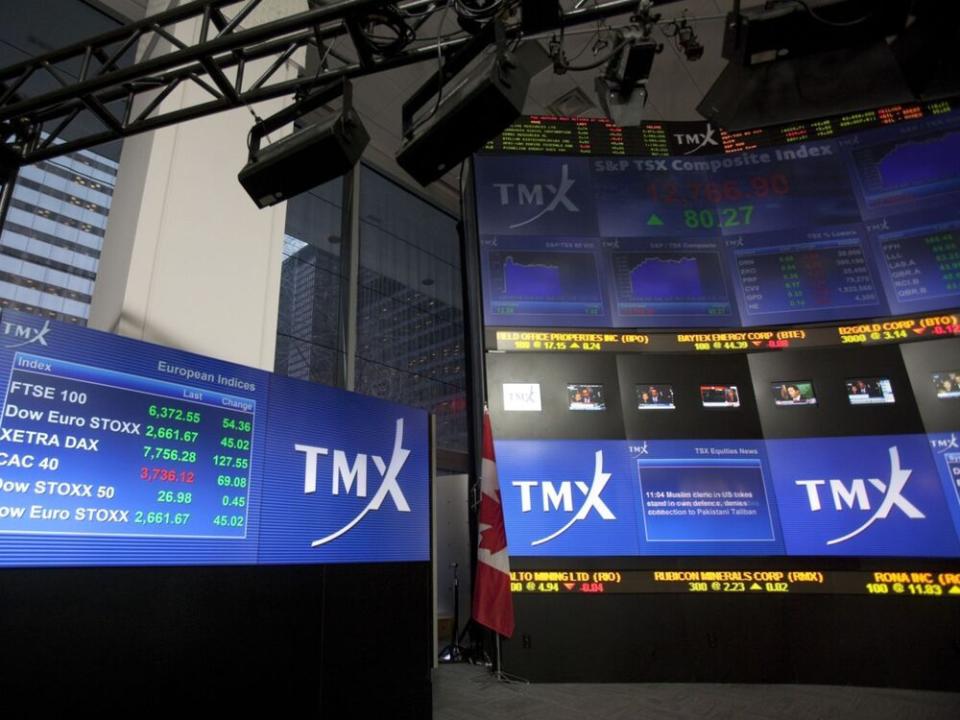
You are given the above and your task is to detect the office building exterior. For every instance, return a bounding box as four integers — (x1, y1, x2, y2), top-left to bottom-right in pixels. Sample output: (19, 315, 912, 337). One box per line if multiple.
(0, 145, 117, 324)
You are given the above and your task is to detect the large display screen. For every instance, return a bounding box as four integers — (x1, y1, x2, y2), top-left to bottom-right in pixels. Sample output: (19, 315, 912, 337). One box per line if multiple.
(0, 311, 430, 567)
(496, 435, 960, 558)
(475, 109, 960, 328)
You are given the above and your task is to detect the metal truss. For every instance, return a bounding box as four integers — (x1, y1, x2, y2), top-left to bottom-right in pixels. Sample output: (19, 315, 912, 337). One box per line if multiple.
(0, 0, 648, 165)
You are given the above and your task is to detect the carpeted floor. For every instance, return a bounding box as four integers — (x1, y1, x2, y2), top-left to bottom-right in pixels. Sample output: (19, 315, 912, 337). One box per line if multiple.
(433, 662, 960, 719)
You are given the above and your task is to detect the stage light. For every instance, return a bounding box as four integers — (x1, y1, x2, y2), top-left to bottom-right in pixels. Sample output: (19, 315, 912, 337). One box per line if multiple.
(720, 0, 909, 65)
(238, 80, 369, 209)
(675, 21, 703, 62)
(891, 0, 960, 100)
(453, 0, 507, 35)
(396, 22, 545, 186)
(594, 31, 660, 126)
(699, 0, 914, 129)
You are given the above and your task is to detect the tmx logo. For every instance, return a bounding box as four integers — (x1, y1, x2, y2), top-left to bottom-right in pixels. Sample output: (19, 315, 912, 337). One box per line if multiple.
(513, 451, 614, 546)
(493, 163, 579, 229)
(795, 446, 924, 545)
(673, 124, 719, 155)
(295, 418, 411, 547)
(2, 320, 51, 348)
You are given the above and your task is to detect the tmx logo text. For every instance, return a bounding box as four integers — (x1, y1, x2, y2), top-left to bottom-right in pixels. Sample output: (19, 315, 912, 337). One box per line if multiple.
(493, 163, 579, 229)
(2, 320, 51, 348)
(795, 446, 924, 545)
(673, 124, 719, 154)
(513, 451, 614, 546)
(295, 418, 410, 547)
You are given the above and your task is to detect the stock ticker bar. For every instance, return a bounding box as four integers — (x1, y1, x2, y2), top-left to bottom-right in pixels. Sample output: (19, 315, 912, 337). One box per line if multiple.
(488, 311, 960, 353)
(510, 568, 960, 597)
(482, 100, 956, 157)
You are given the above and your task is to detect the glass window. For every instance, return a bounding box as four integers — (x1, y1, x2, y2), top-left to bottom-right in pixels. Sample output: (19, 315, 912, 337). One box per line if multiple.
(356, 165, 466, 453)
(273, 179, 344, 387)
(1, 143, 117, 325)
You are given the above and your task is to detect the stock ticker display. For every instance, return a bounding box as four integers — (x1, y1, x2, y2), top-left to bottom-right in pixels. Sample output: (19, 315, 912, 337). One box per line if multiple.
(474, 102, 960, 329)
(475, 104, 960, 595)
(488, 313, 960, 353)
(508, 568, 960, 598)
(0, 311, 430, 567)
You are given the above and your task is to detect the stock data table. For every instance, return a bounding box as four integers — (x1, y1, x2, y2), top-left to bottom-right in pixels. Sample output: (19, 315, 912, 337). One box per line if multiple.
(0, 352, 254, 539)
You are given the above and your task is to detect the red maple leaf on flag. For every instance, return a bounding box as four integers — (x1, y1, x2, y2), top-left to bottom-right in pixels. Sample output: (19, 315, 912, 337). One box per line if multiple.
(478, 489, 508, 553)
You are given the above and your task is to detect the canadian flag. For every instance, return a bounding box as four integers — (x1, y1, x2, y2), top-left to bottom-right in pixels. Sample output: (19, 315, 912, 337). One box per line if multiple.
(471, 408, 514, 638)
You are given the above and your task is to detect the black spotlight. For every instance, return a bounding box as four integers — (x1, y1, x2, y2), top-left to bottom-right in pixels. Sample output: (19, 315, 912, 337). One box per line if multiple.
(595, 32, 661, 126)
(396, 21, 542, 186)
(699, 0, 914, 129)
(239, 80, 369, 208)
(675, 21, 703, 62)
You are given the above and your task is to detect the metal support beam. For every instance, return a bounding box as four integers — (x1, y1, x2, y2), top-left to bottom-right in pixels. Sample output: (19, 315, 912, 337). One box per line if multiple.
(0, 167, 17, 239)
(0, 0, 655, 165)
(336, 166, 361, 391)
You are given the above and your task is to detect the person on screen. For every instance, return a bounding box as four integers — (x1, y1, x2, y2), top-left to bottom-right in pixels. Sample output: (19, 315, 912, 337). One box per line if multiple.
(940, 377, 956, 395)
(777, 384, 790, 402)
(648, 386, 662, 404)
(785, 385, 804, 403)
(724, 387, 738, 405)
(639, 390, 651, 405)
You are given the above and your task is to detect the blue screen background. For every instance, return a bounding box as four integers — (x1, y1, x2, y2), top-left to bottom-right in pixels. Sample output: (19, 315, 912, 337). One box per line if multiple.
(497, 435, 960, 558)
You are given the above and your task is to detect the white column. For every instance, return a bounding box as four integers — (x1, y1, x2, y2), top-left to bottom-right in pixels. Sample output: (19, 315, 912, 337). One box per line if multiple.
(89, 0, 308, 371)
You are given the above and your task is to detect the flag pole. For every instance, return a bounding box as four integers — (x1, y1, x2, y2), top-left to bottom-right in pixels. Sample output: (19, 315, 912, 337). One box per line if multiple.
(491, 632, 529, 684)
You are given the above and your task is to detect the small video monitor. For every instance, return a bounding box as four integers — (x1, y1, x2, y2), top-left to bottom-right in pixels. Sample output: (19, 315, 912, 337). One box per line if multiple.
(931, 371, 960, 399)
(771, 381, 817, 406)
(845, 377, 895, 405)
(567, 383, 606, 411)
(700, 384, 740, 408)
(636, 384, 675, 410)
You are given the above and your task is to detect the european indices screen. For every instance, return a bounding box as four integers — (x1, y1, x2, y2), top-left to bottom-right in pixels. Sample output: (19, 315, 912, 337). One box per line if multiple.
(497, 435, 960, 558)
(0, 311, 430, 567)
(474, 110, 960, 328)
